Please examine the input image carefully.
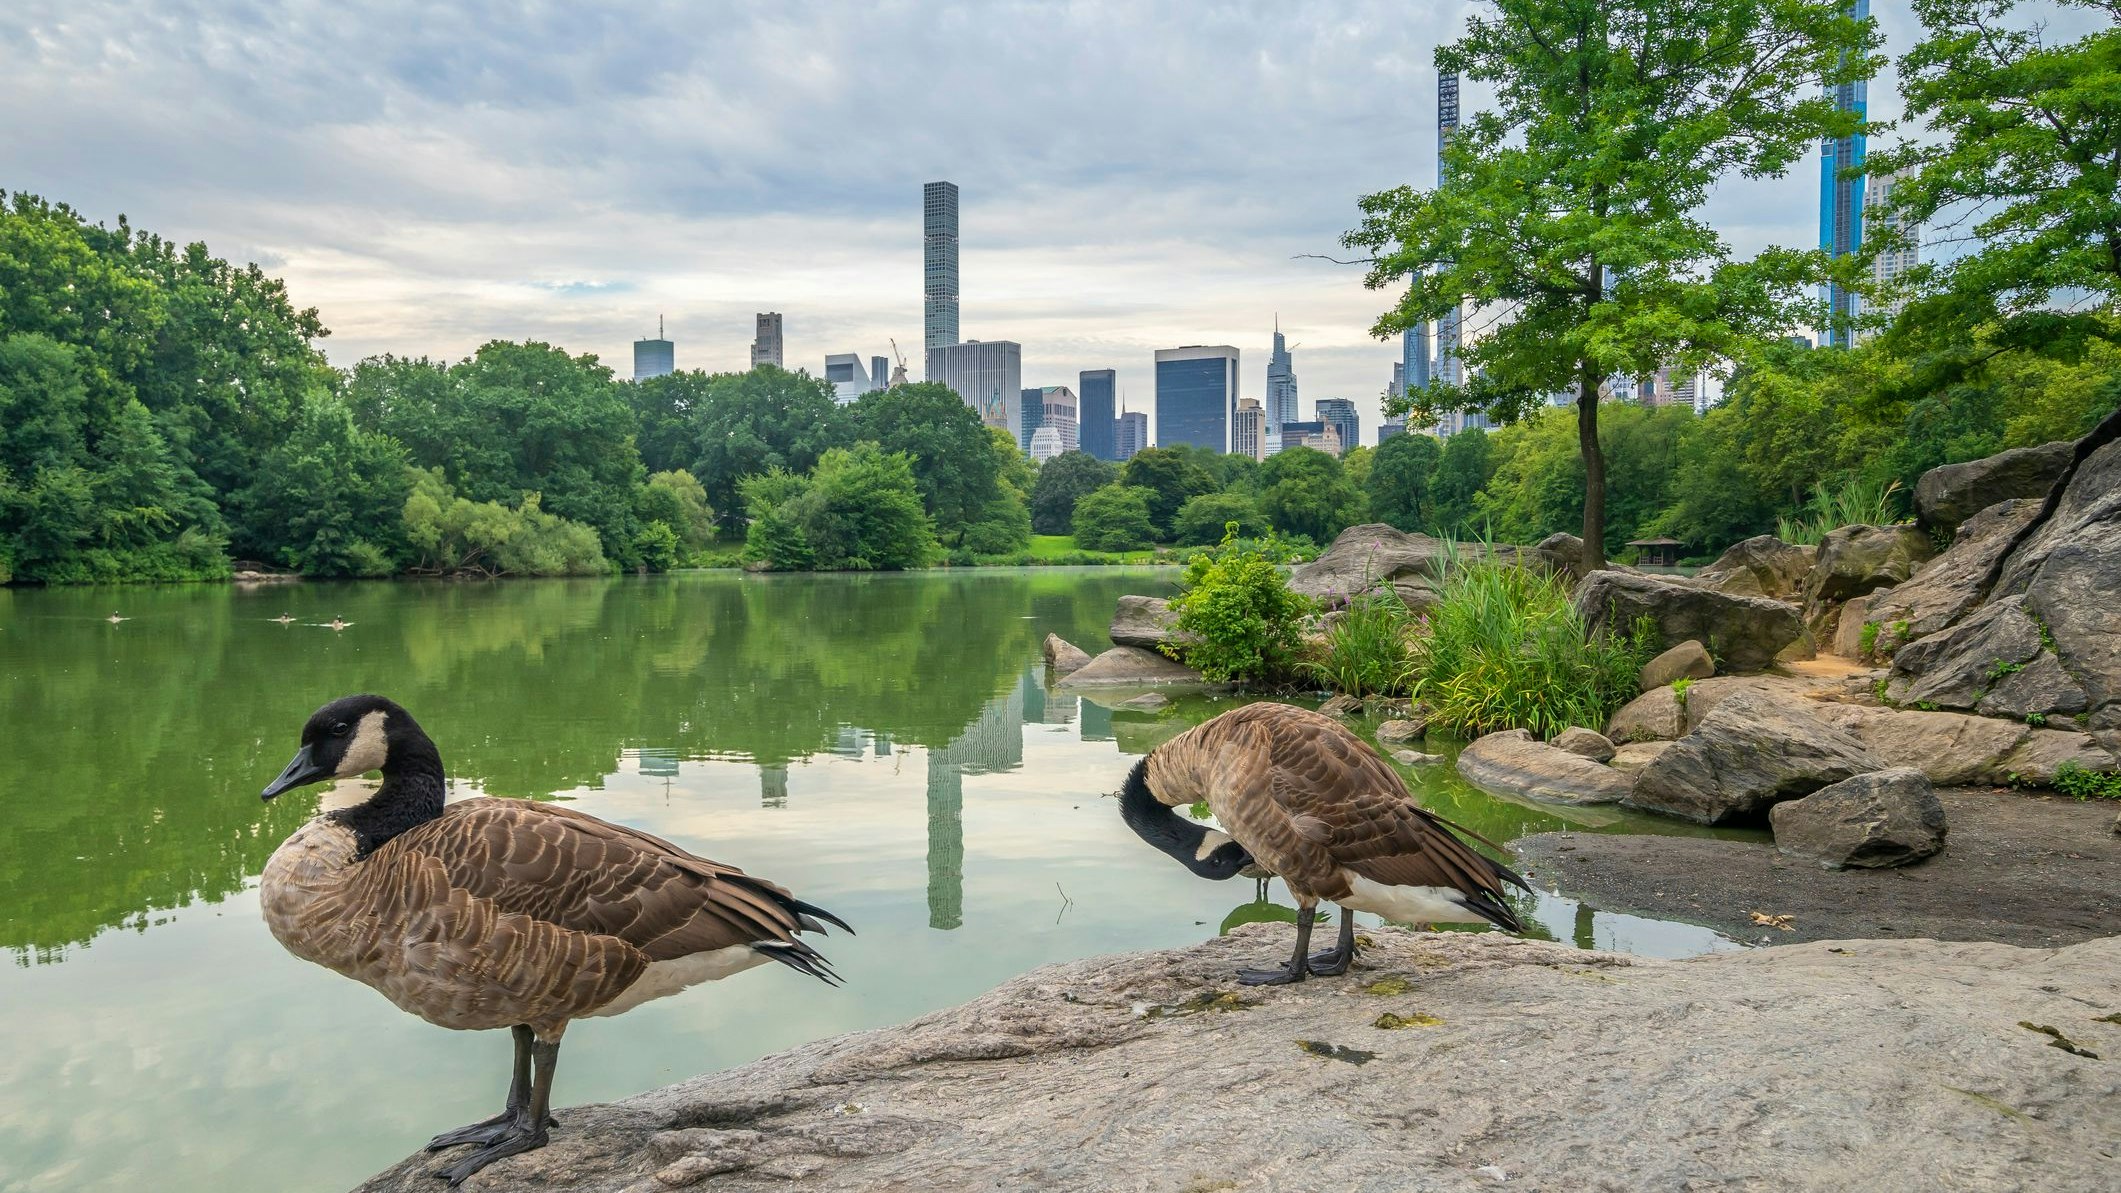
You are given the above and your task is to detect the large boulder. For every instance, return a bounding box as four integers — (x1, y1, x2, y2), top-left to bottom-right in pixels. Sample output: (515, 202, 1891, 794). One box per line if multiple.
(1056, 646, 1209, 688)
(1806, 703, 2117, 786)
(1605, 685, 1685, 742)
(1804, 524, 1935, 609)
(1533, 532, 1588, 581)
(1885, 595, 2046, 711)
(1109, 596, 1183, 649)
(1639, 640, 1714, 690)
(1861, 498, 2043, 647)
(1608, 740, 1672, 774)
(1574, 570, 1801, 673)
(1915, 440, 2073, 532)
(1769, 768, 1948, 870)
(1043, 633, 1092, 677)
(1627, 693, 1884, 825)
(1694, 536, 1814, 601)
(1993, 433, 2121, 732)
(1456, 729, 1634, 805)
(1287, 524, 1544, 610)
(1977, 652, 2091, 721)
(1549, 726, 1616, 763)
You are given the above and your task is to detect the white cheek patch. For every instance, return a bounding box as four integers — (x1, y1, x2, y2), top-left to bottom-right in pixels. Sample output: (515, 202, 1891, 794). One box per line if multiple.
(336, 710, 390, 776)
(1194, 829, 1234, 861)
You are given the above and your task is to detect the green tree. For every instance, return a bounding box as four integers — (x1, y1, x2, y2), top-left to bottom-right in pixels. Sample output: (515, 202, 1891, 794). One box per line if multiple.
(627, 371, 712, 475)
(1258, 445, 1365, 544)
(638, 469, 715, 549)
(790, 443, 938, 570)
(1365, 432, 1444, 531)
(1120, 446, 1217, 538)
(1345, 0, 1879, 571)
(1173, 491, 1269, 546)
(1028, 450, 1116, 535)
(1432, 428, 1495, 534)
(738, 469, 815, 571)
(848, 383, 1011, 545)
(239, 396, 410, 576)
(687, 365, 848, 528)
(400, 469, 606, 577)
(1071, 483, 1156, 552)
(1164, 530, 1316, 683)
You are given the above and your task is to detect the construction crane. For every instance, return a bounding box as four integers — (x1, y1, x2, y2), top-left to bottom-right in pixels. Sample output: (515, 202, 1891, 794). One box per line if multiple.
(888, 338, 910, 386)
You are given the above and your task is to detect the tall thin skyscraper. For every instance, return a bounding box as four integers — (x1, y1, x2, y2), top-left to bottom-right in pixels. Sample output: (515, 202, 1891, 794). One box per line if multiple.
(1265, 318, 1299, 432)
(1865, 166, 1921, 331)
(1435, 71, 1464, 389)
(750, 313, 783, 369)
(633, 315, 674, 380)
(1078, 369, 1117, 460)
(923, 181, 960, 369)
(1821, 0, 1869, 348)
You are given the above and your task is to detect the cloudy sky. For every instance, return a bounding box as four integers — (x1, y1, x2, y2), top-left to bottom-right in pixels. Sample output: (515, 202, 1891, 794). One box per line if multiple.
(3, 0, 1944, 443)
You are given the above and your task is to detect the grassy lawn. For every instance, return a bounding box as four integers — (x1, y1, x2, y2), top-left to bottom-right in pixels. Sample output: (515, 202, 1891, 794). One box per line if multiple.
(1025, 535, 1161, 564)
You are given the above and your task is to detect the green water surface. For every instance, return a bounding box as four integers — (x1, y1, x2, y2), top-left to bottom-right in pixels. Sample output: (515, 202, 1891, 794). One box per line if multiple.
(0, 570, 1740, 1193)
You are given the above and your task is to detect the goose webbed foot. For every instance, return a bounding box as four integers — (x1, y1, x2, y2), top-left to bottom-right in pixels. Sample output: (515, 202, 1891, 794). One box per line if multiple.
(430, 1120, 550, 1186)
(1307, 909, 1358, 976)
(1236, 961, 1307, 985)
(426, 1110, 558, 1151)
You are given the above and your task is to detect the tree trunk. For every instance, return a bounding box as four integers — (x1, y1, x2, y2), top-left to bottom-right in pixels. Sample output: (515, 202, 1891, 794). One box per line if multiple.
(1578, 368, 1607, 573)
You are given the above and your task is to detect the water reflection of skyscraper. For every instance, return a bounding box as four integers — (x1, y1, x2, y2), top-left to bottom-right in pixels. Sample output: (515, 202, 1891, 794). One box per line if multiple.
(921, 675, 1027, 930)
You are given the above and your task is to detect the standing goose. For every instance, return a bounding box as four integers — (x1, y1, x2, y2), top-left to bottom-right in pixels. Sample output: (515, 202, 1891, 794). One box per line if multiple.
(1119, 702, 1529, 985)
(258, 694, 850, 1186)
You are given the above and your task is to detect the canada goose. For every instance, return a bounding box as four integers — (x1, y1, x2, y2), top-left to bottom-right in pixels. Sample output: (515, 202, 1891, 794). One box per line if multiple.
(258, 695, 849, 1185)
(1119, 702, 1529, 985)
(325, 616, 352, 631)
(106, 612, 128, 623)
(271, 612, 296, 624)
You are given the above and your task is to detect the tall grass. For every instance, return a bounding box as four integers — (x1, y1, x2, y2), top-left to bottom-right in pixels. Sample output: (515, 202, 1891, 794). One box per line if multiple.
(1775, 475, 1906, 545)
(1301, 587, 1417, 697)
(1409, 551, 1654, 738)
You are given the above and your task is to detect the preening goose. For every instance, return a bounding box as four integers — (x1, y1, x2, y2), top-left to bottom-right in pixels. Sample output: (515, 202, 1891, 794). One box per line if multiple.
(1119, 702, 1529, 985)
(258, 694, 850, 1186)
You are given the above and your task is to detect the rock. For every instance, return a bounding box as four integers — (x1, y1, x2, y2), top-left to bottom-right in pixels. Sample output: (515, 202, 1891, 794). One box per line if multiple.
(1391, 749, 1445, 766)
(1626, 694, 1883, 825)
(1977, 652, 2090, 721)
(1638, 640, 1714, 690)
(1549, 726, 1616, 762)
(1042, 633, 1092, 677)
(1055, 647, 1209, 689)
(356, 928, 2121, 1193)
(1112, 692, 1170, 713)
(1605, 686, 1685, 742)
(1884, 595, 2045, 710)
(1915, 440, 2073, 532)
(1990, 434, 2121, 733)
(1316, 694, 1364, 718)
(1456, 729, 1634, 805)
(1374, 717, 1427, 744)
(1862, 498, 2043, 645)
(1533, 531, 1587, 581)
(1573, 571, 1802, 674)
(1675, 674, 1833, 734)
(1287, 523, 1545, 610)
(1804, 524, 1935, 610)
(1807, 703, 2117, 786)
(1697, 535, 1815, 600)
(1830, 593, 1873, 658)
(1109, 595, 1182, 649)
(1607, 741, 1671, 774)
(1769, 768, 1948, 870)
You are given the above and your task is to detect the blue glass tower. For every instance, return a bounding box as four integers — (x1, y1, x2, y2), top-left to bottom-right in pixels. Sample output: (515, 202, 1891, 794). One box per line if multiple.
(1078, 369, 1117, 460)
(1821, 0, 1869, 347)
(1154, 346, 1239, 453)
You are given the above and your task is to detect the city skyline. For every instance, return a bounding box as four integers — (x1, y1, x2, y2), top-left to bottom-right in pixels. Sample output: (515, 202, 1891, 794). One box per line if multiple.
(1, 1, 1946, 442)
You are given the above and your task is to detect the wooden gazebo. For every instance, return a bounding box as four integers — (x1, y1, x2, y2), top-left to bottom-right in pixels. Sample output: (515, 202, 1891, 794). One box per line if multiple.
(1627, 537, 1684, 568)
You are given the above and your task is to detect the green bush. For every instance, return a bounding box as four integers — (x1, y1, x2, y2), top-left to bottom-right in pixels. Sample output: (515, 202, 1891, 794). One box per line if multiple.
(1775, 476, 1906, 545)
(401, 469, 609, 576)
(1301, 587, 1417, 697)
(634, 520, 683, 572)
(740, 446, 937, 570)
(1163, 529, 1316, 683)
(2052, 761, 2121, 801)
(1173, 491, 1270, 545)
(1410, 553, 1654, 738)
(1072, 484, 1156, 552)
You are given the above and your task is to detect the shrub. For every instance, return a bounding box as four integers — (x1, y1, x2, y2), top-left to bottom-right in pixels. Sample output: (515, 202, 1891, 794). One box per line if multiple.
(2052, 761, 2121, 801)
(1072, 484, 1156, 552)
(1775, 476, 1906, 545)
(1163, 529, 1316, 683)
(634, 520, 683, 572)
(1409, 552, 1654, 738)
(961, 490, 1033, 555)
(1173, 491, 1269, 545)
(1300, 587, 1417, 697)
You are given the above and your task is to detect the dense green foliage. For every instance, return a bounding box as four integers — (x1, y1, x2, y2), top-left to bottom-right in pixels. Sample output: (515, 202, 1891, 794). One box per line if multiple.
(1301, 588, 1418, 698)
(739, 445, 937, 571)
(1364, 433, 1442, 532)
(1070, 484, 1157, 552)
(1162, 530, 1316, 683)
(1029, 451, 1116, 535)
(1172, 492, 1268, 545)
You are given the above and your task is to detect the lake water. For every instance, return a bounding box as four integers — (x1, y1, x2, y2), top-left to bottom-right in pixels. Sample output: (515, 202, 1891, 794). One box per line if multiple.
(0, 570, 1744, 1193)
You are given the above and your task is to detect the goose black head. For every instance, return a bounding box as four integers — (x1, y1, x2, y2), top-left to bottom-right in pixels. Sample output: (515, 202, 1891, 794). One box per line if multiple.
(261, 694, 435, 801)
(1116, 759, 1253, 880)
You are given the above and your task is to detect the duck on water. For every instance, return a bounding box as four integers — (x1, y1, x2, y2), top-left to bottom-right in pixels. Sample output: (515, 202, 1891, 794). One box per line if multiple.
(1120, 702, 1530, 984)
(256, 694, 850, 1186)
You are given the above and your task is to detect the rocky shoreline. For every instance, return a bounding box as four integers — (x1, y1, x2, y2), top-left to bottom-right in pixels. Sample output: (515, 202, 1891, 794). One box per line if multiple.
(356, 925, 2121, 1192)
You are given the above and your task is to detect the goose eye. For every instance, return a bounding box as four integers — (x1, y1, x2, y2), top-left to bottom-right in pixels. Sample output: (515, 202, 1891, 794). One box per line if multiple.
(331, 722, 352, 737)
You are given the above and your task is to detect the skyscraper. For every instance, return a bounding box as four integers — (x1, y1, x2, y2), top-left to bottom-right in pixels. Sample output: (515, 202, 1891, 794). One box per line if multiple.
(1020, 387, 1044, 450)
(923, 181, 960, 365)
(871, 355, 891, 390)
(1265, 318, 1299, 433)
(1378, 421, 1407, 442)
(1821, 0, 1869, 348)
(1435, 71, 1464, 388)
(1114, 409, 1148, 460)
(1233, 398, 1267, 461)
(633, 316, 673, 380)
(1078, 369, 1116, 460)
(1154, 345, 1239, 453)
(750, 313, 783, 369)
(1866, 166, 1920, 331)
(824, 353, 880, 404)
(1037, 386, 1078, 453)
(1315, 397, 1358, 454)
(928, 340, 1021, 438)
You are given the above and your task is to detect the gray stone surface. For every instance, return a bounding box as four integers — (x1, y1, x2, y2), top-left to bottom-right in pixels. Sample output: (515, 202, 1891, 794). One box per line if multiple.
(1887, 596, 2045, 711)
(1287, 523, 1542, 610)
(1832, 593, 1875, 658)
(1769, 767, 1948, 869)
(1627, 693, 1883, 824)
(1574, 570, 1802, 673)
(1042, 633, 1092, 677)
(1112, 692, 1170, 713)
(1391, 749, 1446, 766)
(1807, 703, 2117, 787)
(1805, 523, 1935, 609)
(1549, 726, 1616, 762)
(1863, 499, 2042, 644)
(1608, 740, 1673, 773)
(1977, 652, 2091, 721)
(1639, 639, 1714, 690)
(1533, 530, 1588, 580)
(1373, 717, 1426, 744)
(1055, 646, 1208, 688)
(356, 928, 2121, 1193)
(1317, 693, 1363, 718)
(1456, 728, 1633, 805)
(1696, 535, 1815, 600)
(1916, 440, 2073, 532)
(1605, 685, 1685, 742)
(1108, 595, 1183, 649)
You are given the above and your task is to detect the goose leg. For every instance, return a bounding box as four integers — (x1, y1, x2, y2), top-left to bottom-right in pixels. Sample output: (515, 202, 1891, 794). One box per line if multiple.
(426, 1026, 551, 1151)
(1307, 909, 1358, 976)
(1237, 902, 1315, 986)
(433, 1036, 560, 1186)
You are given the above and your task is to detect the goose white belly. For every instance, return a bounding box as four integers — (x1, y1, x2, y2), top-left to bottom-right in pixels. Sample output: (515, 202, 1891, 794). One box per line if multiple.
(1335, 872, 1487, 925)
(585, 946, 772, 1018)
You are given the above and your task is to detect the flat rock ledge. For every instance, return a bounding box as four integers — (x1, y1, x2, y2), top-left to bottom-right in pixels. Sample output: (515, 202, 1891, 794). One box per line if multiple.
(358, 927, 2121, 1193)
